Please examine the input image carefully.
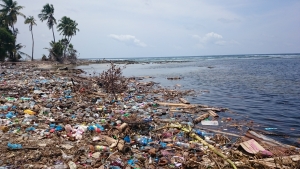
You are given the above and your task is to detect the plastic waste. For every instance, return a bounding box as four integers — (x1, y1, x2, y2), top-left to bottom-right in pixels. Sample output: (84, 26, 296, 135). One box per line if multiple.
(95, 145, 110, 152)
(20, 97, 31, 101)
(124, 135, 131, 143)
(24, 109, 36, 115)
(5, 112, 15, 119)
(0, 105, 8, 110)
(127, 158, 138, 166)
(25, 126, 35, 132)
(265, 128, 278, 130)
(193, 129, 214, 137)
(201, 120, 219, 125)
(134, 136, 152, 146)
(7, 143, 22, 149)
(174, 142, 190, 149)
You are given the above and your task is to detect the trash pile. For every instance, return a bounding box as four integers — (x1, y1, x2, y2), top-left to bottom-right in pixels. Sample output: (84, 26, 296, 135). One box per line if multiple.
(0, 63, 300, 169)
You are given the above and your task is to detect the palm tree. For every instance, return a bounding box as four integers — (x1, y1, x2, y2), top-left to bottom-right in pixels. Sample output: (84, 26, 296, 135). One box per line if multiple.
(38, 3, 56, 42)
(57, 16, 79, 57)
(57, 16, 79, 44)
(0, 0, 25, 32)
(24, 16, 36, 61)
(9, 43, 30, 61)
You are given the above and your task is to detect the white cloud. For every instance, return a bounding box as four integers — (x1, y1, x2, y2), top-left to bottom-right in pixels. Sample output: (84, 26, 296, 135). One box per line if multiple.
(193, 32, 224, 45)
(108, 34, 147, 47)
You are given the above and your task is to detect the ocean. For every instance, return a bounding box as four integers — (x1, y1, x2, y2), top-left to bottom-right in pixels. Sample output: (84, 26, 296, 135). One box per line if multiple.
(77, 54, 300, 146)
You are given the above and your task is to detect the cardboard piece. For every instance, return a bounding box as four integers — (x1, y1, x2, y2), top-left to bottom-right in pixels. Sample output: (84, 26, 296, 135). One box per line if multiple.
(240, 139, 273, 156)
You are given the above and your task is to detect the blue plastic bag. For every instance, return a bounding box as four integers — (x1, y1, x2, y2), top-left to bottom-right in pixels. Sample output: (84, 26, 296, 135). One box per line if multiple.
(55, 125, 63, 131)
(25, 126, 35, 132)
(124, 135, 131, 143)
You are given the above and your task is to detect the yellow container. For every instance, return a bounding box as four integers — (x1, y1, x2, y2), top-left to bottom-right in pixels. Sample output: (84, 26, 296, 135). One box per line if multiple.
(24, 109, 36, 115)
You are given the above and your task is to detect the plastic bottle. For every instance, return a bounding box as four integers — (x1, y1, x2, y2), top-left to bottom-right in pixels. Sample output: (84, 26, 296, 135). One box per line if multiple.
(174, 142, 190, 149)
(7, 143, 22, 149)
(180, 121, 193, 126)
(265, 128, 277, 130)
(20, 97, 31, 101)
(5, 97, 16, 101)
(95, 145, 110, 152)
(134, 136, 152, 146)
(65, 95, 72, 99)
(193, 129, 214, 137)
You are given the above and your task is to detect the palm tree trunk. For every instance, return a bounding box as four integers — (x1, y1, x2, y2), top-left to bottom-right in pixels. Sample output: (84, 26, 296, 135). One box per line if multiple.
(31, 29, 34, 61)
(69, 36, 72, 44)
(52, 26, 55, 42)
(12, 25, 15, 34)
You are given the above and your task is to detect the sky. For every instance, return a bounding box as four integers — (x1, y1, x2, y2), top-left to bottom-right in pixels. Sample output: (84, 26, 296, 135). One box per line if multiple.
(11, 0, 300, 59)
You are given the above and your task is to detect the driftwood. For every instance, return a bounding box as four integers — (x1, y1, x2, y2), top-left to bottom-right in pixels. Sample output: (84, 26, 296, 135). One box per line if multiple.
(179, 98, 190, 104)
(154, 123, 237, 169)
(234, 154, 300, 168)
(169, 109, 192, 113)
(155, 102, 196, 108)
(102, 135, 124, 151)
(92, 92, 107, 97)
(208, 110, 219, 117)
(193, 113, 209, 123)
(116, 123, 128, 132)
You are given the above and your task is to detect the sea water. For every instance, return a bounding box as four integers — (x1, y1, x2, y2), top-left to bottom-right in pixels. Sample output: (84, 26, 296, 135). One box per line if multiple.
(77, 54, 300, 146)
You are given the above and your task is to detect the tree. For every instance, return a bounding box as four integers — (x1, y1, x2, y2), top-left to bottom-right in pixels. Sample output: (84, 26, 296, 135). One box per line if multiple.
(57, 16, 79, 43)
(24, 16, 36, 61)
(66, 43, 78, 64)
(0, 27, 14, 61)
(8, 42, 29, 62)
(57, 16, 79, 57)
(0, 0, 25, 32)
(38, 3, 56, 42)
(45, 40, 64, 61)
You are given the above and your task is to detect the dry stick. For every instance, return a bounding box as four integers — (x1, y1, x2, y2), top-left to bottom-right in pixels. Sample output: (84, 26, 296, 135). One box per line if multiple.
(154, 123, 237, 169)
(208, 110, 219, 117)
(209, 153, 222, 169)
(193, 113, 209, 124)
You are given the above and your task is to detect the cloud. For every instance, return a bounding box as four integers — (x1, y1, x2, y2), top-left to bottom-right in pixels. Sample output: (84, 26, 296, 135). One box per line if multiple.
(108, 34, 147, 47)
(193, 32, 224, 45)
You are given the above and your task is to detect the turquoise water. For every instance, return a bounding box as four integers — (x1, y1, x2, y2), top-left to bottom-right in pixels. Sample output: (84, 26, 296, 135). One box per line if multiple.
(78, 53, 300, 146)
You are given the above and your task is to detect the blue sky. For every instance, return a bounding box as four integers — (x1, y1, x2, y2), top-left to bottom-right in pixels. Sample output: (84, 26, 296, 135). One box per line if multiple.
(13, 0, 300, 58)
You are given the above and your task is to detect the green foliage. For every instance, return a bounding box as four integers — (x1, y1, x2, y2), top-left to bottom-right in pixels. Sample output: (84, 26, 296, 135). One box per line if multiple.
(57, 16, 79, 42)
(46, 39, 78, 63)
(0, 27, 14, 61)
(38, 3, 56, 42)
(24, 16, 36, 31)
(0, 1, 80, 63)
(0, 0, 25, 31)
(38, 3, 56, 29)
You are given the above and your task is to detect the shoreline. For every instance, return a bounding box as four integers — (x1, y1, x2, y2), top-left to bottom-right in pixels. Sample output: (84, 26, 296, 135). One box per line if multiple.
(1, 58, 191, 70)
(0, 62, 299, 168)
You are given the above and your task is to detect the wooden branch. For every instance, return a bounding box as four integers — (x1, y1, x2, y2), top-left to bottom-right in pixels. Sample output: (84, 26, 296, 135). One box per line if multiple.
(179, 98, 190, 104)
(154, 123, 237, 169)
(208, 110, 219, 117)
(194, 113, 209, 123)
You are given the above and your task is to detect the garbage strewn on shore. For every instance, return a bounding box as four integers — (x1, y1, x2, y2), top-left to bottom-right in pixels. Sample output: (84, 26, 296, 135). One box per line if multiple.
(0, 63, 299, 169)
